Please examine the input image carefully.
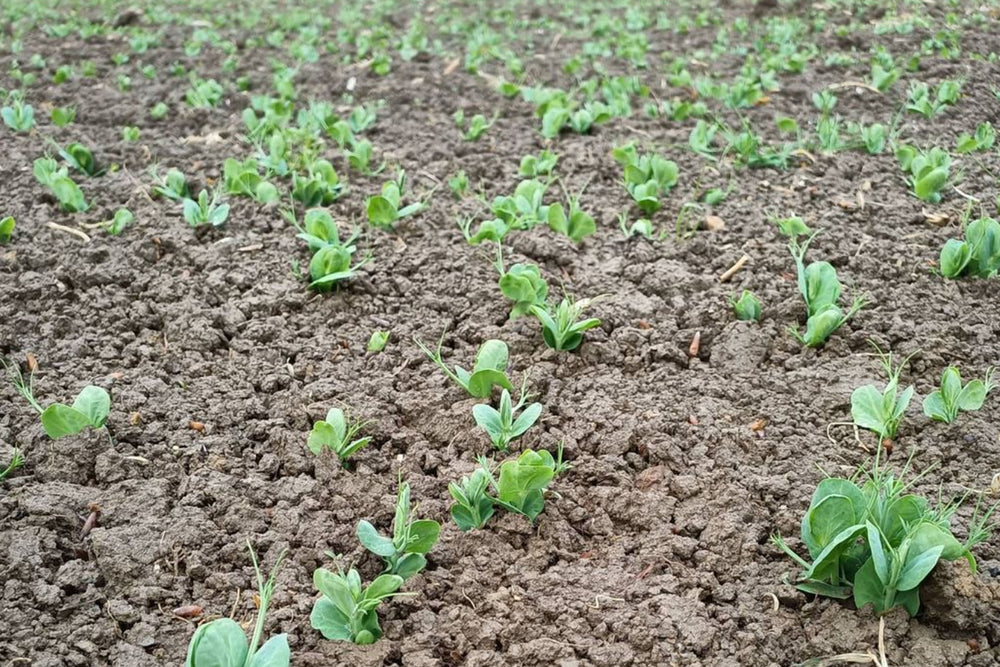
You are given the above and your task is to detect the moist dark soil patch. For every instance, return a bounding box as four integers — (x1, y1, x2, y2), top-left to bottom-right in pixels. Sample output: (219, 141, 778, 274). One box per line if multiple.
(2, 3, 1000, 667)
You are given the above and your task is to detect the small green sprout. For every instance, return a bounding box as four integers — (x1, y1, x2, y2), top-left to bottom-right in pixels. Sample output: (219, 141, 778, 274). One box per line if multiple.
(122, 126, 140, 142)
(730, 290, 761, 321)
(307, 408, 371, 464)
(50, 106, 75, 127)
(182, 190, 230, 228)
(448, 468, 495, 531)
(366, 171, 427, 229)
(496, 255, 548, 319)
(896, 145, 950, 203)
(0, 217, 13, 244)
(185, 76, 224, 107)
(356, 480, 441, 580)
(447, 170, 468, 198)
(472, 385, 542, 451)
(33, 157, 89, 212)
(851, 346, 915, 441)
(859, 123, 887, 155)
(1, 93, 34, 132)
(150, 102, 169, 120)
(223, 158, 279, 203)
(530, 296, 601, 351)
(547, 193, 595, 243)
(519, 150, 558, 177)
(103, 208, 134, 235)
(415, 335, 514, 398)
(618, 212, 654, 240)
(939, 217, 1000, 279)
(454, 109, 496, 141)
(152, 167, 189, 201)
(488, 446, 567, 522)
(184, 542, 289, 667)
(307, 238, 370, 291)
(310, 565, 405, 645)
(367, 330, 390, 353)
(955, 122, 995, 154)
(292, 160, 343, 206)
(923, 367, 995, 424)
(58, 142, 101, 176)
(345, 139, 383, 175)
(905, 80, 961, 118)
(612, 143, 679, 215)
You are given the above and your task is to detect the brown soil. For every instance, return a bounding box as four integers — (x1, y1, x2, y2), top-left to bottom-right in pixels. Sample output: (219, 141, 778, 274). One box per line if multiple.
(2, 5, 1000, 667)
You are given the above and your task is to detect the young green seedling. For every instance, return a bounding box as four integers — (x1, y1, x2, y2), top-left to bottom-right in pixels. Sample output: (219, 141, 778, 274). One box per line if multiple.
(102, 208, 134, 235)
(530, 296, 601, 351)
(612, 142, 679, 215)
(356, 481, 441, 580)
(366, 171, 427, 229)
(415, 334, 514, 398)
(923, 366, 995, 424)
(0, 217, 13, 244)
(223, 158, 280, 204)
(51, 106, 75, 127)
(151, 167, 189, 201)
(367, 330, 390, 353)
(448, 467, 495, 531)
(310, 563, 406, 645)
(185, 542, 290, 667)
(896, 145, 950, 203)
(58, 142, 102, 176)
(486, 445, 568, 522)
(5, 360, 112, 441)
(851, 346, 915, 441)
(448, 170, 468, 198)
(182, 190, 230, 227)
(547, 191, 595, 243)
(1, 93, 34, 132)
(453, 109, 496, 141)
(472, 384, 542, 451)
(292, 160, 343, 206)
(730, 290, 761, 321)
(955, 122, 995, 154)
(34, 157, 89, 212)
(519, 150, 558, 177)
(784, 229, 865, 347)
(772, 449, 993, 617)
(939, 217, 1000, 279)
(496, 255, 549, 319)
(307, 408, 371, 464)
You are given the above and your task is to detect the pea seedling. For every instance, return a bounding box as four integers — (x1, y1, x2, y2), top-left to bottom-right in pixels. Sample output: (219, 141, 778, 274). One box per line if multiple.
(495, 251, 548, 318)
(310, 564, 406, 645)
(851, 346, 915, 441)
(356, 481, 441, 580)
(366, 171, 427, 229)
(58, 142, 102, 176)
(448, 468, 495, 531)
(730, 290, 761, 321)
(923, 366, 995, 424)
(530, 296, 601, 351)
(486, 445, 568, 522)
(185, 542, 289, 667)
(151, 167, 189, 200)
(519, 150, 558, 177)
(182, 190, 230, 228)
(896, 145, 950, 203)
(1, 92, 34, 132)
(784, 229, 865, 347)
(773, 449, 993, 617)
(0, 217, 13, 244)
(367, 330, 390, 353)
(34, 157, 89, 212)
(415, 334, 514, 398)
(453, 109, 496, 141)
(472, 383, 542, 450)
(612, 142, 679, 215)
(307, 408, 371, 464)
(939, 217, 1000, 279)
(4, 360, 112, 440)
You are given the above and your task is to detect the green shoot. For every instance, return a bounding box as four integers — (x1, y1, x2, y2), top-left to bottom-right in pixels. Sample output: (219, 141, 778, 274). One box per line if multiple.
(923, 367, 996, 424)
(356, 480, 441, 580)
(307, 408, 371, 464)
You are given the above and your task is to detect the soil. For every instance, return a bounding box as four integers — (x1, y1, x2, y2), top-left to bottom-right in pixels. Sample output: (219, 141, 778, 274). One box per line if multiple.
(2, 3, 1000, 667)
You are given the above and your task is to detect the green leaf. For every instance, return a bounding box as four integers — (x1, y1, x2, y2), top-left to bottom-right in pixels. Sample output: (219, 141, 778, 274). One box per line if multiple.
(364, 574, 404, 601)
(803, 262, 841, 315)
(248, 635, 290, 667)
(957, 379, 987, 411)
(914, 167, 948, 202)
(851, 385, 890, 438)
(40, 404, 93, 439)
(72, 386, 110, 427)
(187, 618, 249, 667)
(807, 495, 859, 555)
(909, 521, 966, 562)
(472, 405, 503, 441)
(309, 597, 353, 641)
(367, 196, 397, 227)
(467, 369, 513, 398)
(357, 520, 397, 558)
(866, 522, 889, 584)
(0, 216, 15, 244)
(922, 391, 949, 423)
(307, 421, 335, 455)
(405, 519, 441, 554)
(897, 544, 943, 591)
(393, 553, 427, 580)
(313, 568, 354, 615)
(510, 402, 542, 437)
(852, 557, 887, 615)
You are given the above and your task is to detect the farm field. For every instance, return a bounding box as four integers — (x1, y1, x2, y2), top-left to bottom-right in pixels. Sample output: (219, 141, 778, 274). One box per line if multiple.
(2, 0, 1000, 665)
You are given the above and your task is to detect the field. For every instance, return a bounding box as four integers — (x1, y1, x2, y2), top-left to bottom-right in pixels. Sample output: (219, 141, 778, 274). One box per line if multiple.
(2, 0, 1000, 665)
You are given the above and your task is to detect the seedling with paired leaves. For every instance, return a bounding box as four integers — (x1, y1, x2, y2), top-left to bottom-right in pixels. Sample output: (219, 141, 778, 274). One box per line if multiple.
(453, 109, 496, 141)
(416, 335, 514, 398)
(939, 217, 1000, 279)
(1, 93, 34, 132)
(472, 383, 542, 451)
(0, 217, 13, 244)
(151, 167, 189, 200)
(34, 157, 89, 212)
(612, 143, 679, 215)
(366, 171, 427, 229)
(310, 563, 406, 645)
(185, 542, 289, 667)
(530, 295, 601, 351)
(449, 467, 495, 531)
(773, 450, 994, 617)
(923, 366, 995, 424)
(292, 160, 343, 206)
(487, 446, 568, 522)
(307, 408, 371, 464)
(896, 145, 951, 203)
(547, 192, 595, 243)
(730, 290, 761, 321)
(519, 150, 558, 177)
(58, 142, 102, 176)
(290, 209, 370, 290)
(182, 190, 230, 227)
(356, 481, 441, 580)
(4, 360, 111, 440)
(783, 228, 865, 347)
(956, 122, 995, 153)
(496, 254, 548, 318)
(851, 346, 915, 441)
(367, 330, 389, 353)
(905, 80, 961, 118)
(223, 157, 280, 204)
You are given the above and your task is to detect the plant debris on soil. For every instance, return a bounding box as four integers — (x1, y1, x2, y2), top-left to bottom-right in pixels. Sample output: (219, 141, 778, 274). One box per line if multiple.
(2, 0, 1000, 665)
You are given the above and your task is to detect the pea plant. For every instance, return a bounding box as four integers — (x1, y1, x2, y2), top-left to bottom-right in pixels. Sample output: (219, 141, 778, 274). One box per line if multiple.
(151, 167, 189, 200)
(851, 347, 915, 442)
(448, 467, 495, 531)
(495, 254, 548, 318)
(415, 335, 514, 398)
(185, 543, 289, 667)
(182, 190, 231, 227)
(307, 407, 371, 464)
(773, 450, 994, 617)
(519, 150, 558, 177)
(472, 384, 542, 450)
(0, 216, 13, 244)
(530, 295, 602, 351)
(546, 191, 596, 243)
(905, 80, 961, 118)
(4, 360, 111, 441)
(896, 145, 951, 203)
(1, 92, 34, 132)
(291, 209, 370, 290)
(34, 157, 89, 212)
(310, 563, 406, 645)
(923, 366, 995, 424)
(453, 109, 496, 141)
(356, 481, 441, 580)
(612, 142, 679, 214)
(783, 228, 865, 347)
(939, 217, 1000, 279)
(730, 290, 761, 322)
(366, 171, 428, 229)
(58, 142, 102, 177)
